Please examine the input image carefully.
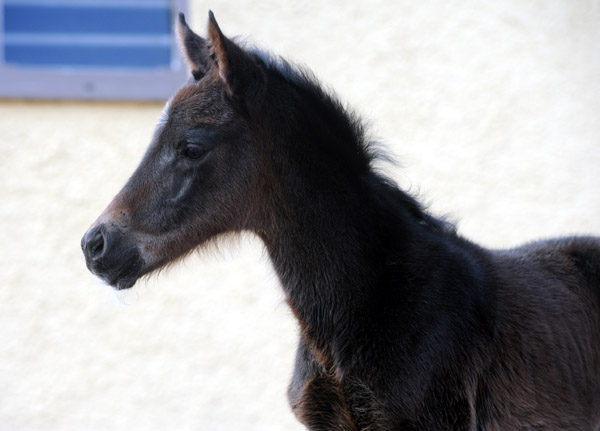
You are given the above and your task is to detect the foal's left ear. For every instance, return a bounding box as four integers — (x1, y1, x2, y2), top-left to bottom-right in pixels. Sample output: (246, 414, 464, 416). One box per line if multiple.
(206, 11, 255, 97)
(177, 13, 210, 80)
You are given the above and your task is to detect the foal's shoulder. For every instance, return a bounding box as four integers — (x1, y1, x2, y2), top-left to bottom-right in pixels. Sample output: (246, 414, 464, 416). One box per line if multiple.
(545, 236, 600, 288)
(496, 235, 600, 290)
(513, 235, 600, 261)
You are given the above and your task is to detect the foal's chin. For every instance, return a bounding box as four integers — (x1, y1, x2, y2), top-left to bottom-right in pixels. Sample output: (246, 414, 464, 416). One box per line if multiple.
(88, 251, 145, 291)
(111, 272, 141, 291)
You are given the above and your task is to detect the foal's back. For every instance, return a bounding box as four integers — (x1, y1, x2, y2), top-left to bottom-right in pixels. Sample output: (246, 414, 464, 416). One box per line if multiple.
(483, 236, 600, 429)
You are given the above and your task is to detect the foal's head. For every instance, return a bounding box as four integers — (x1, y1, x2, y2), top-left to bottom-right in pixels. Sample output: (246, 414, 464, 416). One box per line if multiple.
(81, 13, 266, 289)
(82, 12, 372, 289)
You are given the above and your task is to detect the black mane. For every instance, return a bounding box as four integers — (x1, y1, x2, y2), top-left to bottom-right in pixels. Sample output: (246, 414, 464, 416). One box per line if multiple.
(248, 47, 454, 236)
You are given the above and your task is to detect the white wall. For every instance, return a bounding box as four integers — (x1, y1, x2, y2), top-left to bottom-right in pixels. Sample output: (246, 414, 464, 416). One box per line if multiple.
(1, 1, 599, 429)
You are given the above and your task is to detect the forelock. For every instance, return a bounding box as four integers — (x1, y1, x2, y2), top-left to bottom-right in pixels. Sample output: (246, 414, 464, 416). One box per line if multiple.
(166, 80, 233, 126)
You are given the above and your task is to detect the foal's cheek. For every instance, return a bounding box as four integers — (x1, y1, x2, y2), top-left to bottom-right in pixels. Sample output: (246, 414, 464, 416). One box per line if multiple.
(166, 171, 195, 205)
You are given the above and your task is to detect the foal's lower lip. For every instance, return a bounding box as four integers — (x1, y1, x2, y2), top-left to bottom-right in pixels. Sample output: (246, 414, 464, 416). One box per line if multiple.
(115, 278, 137, 290)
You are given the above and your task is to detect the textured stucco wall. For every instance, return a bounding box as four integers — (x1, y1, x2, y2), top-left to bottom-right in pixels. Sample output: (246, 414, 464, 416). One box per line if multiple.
(1, 1, 599, 430)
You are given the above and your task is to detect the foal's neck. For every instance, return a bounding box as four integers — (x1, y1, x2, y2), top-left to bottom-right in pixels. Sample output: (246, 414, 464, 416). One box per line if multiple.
(253, 72, 461, 367)
(260, 170, 429, 364)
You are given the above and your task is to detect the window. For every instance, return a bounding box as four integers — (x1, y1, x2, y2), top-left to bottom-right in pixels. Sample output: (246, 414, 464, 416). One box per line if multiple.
(0, 0, 188, 100)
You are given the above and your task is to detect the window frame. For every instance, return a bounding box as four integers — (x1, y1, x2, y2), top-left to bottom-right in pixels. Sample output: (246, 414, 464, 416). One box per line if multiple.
(0, 0, 189, 101)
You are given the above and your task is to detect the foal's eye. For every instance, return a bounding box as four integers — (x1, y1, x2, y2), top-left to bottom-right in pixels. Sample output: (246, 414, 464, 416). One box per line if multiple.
(183, 144, 206, 160)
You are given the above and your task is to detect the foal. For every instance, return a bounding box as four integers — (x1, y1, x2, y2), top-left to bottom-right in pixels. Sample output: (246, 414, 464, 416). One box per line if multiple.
(82, 12, 600, 430)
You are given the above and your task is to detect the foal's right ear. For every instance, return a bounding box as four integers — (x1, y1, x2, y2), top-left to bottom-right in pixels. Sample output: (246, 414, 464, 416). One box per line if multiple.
(177, 13, 210, 80)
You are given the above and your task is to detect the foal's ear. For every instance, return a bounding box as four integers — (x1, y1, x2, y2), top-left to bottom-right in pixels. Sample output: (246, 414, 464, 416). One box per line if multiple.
(206, 11, 254, 96)
(177, 13, 210, 80)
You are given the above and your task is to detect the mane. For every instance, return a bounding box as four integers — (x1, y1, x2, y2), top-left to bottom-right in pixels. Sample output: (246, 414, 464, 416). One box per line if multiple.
(246, 46, 455, 236)
(247, 48, 372, 162)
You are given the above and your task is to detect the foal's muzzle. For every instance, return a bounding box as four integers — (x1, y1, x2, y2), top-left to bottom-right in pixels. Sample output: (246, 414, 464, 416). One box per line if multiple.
(81, 224, 144, 290)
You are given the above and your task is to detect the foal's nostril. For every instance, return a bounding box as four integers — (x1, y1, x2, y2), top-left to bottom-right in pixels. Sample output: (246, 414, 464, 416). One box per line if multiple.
(82, 226, 106, 261)
(90, 230, 104, 257)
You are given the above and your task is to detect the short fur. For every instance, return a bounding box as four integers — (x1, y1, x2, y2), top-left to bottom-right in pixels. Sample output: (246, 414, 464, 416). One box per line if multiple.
(82, 12, 600, 430)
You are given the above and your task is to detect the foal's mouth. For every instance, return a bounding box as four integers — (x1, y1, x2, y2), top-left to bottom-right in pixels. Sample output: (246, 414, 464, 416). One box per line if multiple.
(81, 224, 145, 290)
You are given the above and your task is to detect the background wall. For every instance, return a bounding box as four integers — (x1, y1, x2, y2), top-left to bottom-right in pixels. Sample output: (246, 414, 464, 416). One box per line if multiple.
(1, 1, 599, 430)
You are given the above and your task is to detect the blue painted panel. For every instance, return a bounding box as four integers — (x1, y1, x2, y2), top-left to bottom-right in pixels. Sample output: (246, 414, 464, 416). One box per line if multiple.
(2, 1, 174, 68)
(5, 44, 171, 68)
(0, 0, 188, 100)
(4, 5, 171, 34)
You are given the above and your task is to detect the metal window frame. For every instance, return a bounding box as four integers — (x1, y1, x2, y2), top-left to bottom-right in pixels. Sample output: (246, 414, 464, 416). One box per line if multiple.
(0, 0, 188, 101)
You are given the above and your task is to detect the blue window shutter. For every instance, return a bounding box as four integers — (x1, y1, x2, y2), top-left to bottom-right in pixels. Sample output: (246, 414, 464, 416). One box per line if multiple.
(4, 1, 172, 69)
(0, 0, 189, 100)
